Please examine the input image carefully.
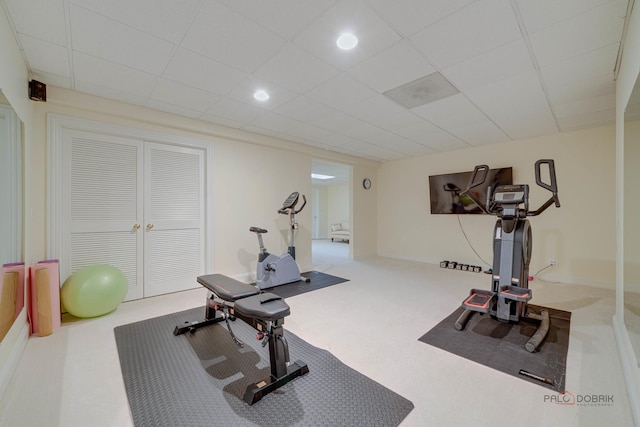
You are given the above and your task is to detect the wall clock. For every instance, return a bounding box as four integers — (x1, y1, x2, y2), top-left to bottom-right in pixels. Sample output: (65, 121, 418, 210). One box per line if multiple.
(363, 178, 372, 190)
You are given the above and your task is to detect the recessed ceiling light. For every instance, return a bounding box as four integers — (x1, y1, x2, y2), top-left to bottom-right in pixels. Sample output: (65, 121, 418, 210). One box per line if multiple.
(312, 173, 335, 180)
(253, 89, 269, 101)
(336, 33, 358, 50)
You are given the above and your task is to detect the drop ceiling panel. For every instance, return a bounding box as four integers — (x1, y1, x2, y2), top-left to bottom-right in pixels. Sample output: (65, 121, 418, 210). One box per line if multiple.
(150, 79, 218, 113)
(372, 110, 434, 132)
(465, 70, 558, 134)
(528, 1, 627, 67)
(442, 39, 533, 92)
(515, 0, 620, 34)
(341, 138, 381, 152)
(390, 120, 447, 144)
(367, 0, 475, 37)
(293, 0, 401, 70)
(216, 0, 338, 40)
(410, 0, 522, 69)
(448, 121, 511, 147)
(545, 72, 615, 105)
(366, 132, 436, 157)
(69, 0, 200, 43)
(73, 52, 157, 99)
(274, 96, 337, 123)
(18, 34, 70, 77)
(69, 5, 174, 75)
(413, 94, 494, 129)
(75, 79, 150, 106)
(553, 93, 616, 119)
(248, 111, 302, 133)
(313, 133, 363, 147)
(418, 131, 470, 152)
(225, 77, 298, 111)
(386, 140, 437, 157)
(282, 123, 332, 141)
(556, 107, 616, 131)
(359, 145, 406, 161)
(340, 122, 386, 140)
(342, 94, 407, 123)
(205, 98, 265, 123)
(4, 0, 67, 46)
(540, 44, 620, 87)
(181, 1, 285, 73)
(254, 43, 339, 93)
(305, 73, 377, 110)
(163, 48, 248, 95)
(348, 40, 436, 92)
(311, 111, 366, 133)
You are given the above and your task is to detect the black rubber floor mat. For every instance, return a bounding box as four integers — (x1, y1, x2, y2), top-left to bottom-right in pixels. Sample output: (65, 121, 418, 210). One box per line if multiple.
(418, 304, 571, 392)
(260, 270, 349, 299)
(115, 307, 413, 427)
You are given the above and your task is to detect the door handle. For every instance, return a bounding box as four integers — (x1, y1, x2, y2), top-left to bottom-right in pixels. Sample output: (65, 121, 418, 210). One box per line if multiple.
(132, 224, 140, 230)
(146, 223, 154, 230)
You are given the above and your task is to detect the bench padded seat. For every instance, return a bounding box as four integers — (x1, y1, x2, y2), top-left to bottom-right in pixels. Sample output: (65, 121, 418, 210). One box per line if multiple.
(234, 293, 290, 321)
(197, 274, 259, 301)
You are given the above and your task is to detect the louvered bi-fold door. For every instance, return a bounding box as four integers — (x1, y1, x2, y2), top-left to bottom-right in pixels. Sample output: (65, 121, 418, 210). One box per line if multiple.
(63, 130, 205, 300)
(143, 142, 204, 297)
(63, 129, 144, 301)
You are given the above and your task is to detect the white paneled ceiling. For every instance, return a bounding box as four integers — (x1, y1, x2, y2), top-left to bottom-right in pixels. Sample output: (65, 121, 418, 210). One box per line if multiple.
(1, 0, 629, 162)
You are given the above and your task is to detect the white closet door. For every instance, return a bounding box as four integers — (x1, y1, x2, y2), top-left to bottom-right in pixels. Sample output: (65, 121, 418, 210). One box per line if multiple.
(143, 142, 204, 297)
(63, 129, 144, 301)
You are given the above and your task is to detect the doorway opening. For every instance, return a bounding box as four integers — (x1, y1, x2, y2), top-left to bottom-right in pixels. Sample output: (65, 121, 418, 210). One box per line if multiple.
(311, 159, 351, 263)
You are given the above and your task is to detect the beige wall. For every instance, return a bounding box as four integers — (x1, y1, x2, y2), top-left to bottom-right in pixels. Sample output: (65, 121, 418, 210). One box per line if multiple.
(352, 164, 378, 258)
(378, 125, 616, 288)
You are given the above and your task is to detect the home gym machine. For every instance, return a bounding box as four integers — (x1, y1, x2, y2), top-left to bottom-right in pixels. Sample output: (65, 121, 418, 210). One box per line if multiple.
(250, 191, 310, 290)
(174, 274, 309, 404)
(454, 159, 561, 353)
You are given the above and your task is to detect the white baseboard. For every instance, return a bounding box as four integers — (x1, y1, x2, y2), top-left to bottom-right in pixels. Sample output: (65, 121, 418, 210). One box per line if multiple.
(613, 314, 640, 426)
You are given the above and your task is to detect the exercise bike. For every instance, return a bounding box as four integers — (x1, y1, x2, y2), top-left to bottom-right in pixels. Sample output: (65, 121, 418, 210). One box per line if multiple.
(454, 159, 560, 352)
(250, 191, 310, 290)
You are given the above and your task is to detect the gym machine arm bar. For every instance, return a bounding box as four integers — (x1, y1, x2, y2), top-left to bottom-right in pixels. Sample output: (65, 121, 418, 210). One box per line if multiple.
(528, 159, 561, 216)
(460, 164, 490, 214)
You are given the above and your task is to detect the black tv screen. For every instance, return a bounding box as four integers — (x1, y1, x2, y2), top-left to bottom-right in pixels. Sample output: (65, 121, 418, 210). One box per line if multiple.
(429, 167, 512, 214)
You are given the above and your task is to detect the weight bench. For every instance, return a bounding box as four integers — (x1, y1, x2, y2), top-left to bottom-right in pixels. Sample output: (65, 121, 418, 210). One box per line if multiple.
(173, 273, 309, 405)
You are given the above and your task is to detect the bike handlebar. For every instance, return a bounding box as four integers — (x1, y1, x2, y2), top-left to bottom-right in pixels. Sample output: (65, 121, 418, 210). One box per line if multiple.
(278, 193, 307, 215)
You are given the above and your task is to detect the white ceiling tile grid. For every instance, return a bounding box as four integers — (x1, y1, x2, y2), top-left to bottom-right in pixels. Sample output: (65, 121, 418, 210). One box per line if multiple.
(1, 0, 630, 162)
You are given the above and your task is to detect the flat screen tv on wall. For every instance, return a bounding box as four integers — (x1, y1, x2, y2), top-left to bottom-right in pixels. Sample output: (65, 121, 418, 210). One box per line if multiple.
(429, 167, 513, 214)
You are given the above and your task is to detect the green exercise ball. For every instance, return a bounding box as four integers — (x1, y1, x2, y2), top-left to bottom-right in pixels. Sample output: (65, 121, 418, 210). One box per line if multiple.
(61, 264, 128, 318)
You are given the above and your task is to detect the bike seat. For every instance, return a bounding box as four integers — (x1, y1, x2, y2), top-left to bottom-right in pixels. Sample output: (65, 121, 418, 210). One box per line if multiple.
(249, 226, 268, 234)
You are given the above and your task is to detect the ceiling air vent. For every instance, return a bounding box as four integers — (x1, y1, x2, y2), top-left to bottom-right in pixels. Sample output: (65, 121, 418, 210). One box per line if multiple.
(383, 72, 459, 109)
